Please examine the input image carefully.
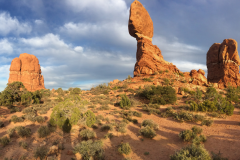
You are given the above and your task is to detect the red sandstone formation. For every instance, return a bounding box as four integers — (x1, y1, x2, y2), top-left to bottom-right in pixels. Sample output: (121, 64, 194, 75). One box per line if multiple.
(8, 53, 45, 91)
(190, 69, 207, 85)
(207, 39, 240, 88)
(129, 0, 180, 76)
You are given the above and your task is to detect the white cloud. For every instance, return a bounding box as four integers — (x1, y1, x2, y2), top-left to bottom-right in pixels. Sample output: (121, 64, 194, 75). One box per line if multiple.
(172, 61, 207, 73)
(65, 0, 128, 17)
(20, 33, 69, 48)
(34, 19, 44, 25)
(59, 22, 135, 49)
(74, 46, 84, 53)
(0, 39, 13, 54)
(0, 12, 32, 36)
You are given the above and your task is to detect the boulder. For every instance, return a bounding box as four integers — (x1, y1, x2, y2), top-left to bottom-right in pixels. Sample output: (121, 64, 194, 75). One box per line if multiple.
(8, 53, 45, 91)
(207, 39, 240, 88)
(129, 0, 181, 76)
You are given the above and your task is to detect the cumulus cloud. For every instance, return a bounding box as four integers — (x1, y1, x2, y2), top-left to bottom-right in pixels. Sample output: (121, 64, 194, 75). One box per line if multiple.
(0, 12, 31, 36)
(0, 39, 13, 54)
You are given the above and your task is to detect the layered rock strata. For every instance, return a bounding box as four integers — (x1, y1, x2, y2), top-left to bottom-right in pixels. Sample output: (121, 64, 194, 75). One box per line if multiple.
(8, 53, 45, 91)
(129, 0, 180, 76)
(207, 39, 240, 88)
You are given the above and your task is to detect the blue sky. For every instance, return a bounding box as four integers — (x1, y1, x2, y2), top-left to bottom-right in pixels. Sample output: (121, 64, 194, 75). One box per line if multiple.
(0, 0, 240, 91)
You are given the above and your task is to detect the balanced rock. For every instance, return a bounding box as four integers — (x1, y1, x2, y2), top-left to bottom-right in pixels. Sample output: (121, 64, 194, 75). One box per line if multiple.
(129, 0, 180, 76)
(8, 53, 45, 91)
(207, 39, 240, 88)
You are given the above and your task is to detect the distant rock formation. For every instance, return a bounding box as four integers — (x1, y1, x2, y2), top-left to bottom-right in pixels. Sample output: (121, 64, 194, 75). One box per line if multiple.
(190, 69, 207, 85)
(207, 39, 240, 88)
(128, 0, 180, 76)
(8, 53, 45, 91)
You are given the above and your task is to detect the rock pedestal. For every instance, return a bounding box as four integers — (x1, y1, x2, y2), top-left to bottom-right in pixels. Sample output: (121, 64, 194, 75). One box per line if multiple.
(8, 53, 45, 91)
(128, 0, 180, 76)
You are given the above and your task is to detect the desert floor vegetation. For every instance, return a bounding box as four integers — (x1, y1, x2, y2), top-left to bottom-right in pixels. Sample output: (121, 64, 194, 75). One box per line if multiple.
(0, 77, 239, 160)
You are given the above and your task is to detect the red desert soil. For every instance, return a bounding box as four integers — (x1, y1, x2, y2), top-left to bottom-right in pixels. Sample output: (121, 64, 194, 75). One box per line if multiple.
(0, 73, 240, 160)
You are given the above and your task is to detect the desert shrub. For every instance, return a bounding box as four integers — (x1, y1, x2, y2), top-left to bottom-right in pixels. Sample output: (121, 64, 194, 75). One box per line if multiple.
(142, 78, 152, 82)
(15, 126, 31, 137)
(173, 110, 194, 122)
(193, 114, 205, 122)
(31, 90, 42, 104)
(132, 119, 138, 124)
(190, 101, 198, 111)
(163, 78, 170, 85)
(56, 88, 64, 95)
(73, 140, 104, 160)
(133, 111, 142, 117)
(33, 146, 49, 160)
(19, 141, 28, 149)
(170, 144, 211, 160)
(139, 85, 177, 105)
(226, 86, 240, 103)
(204, 87, 218, 100)
(0, 81, 26, 105)
(0, 136, 10, 147)
(37, 126, 51, 138)
(49, 99, 86, 128)
(141, 119, 159, 130)
(84, 110, 96, 127)
(11, 115, 24, 123)
(101, 124, 113, 131)
(116, 122, 127, 134)
(104, 133, 113, 139)
(118, 142, 132, 155)
(199, 135, 207, 142)
(195, 87, 202, 100)
(179, 130, 195, 142)
(79, 129, 96, 140)
(90, 83, 110, 95)
(198, 100, 217, 112)
(119, 94, 131, 109)
(139, 126, 157, 138)
(142, 106, 161, 115)
(191, 126, 202, 134)
(35, 116, 45, 123)
(70, 87, 81, 95)
(21, 91, 32, 105)
(98, 105, 110, 110)
(201, 119, 213, 126)
(96, 115, 104, 121)
(7, 128, 15, 137)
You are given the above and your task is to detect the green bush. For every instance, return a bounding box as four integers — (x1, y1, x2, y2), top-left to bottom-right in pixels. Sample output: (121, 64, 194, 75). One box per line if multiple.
(56, 88, 64, 95)
(142, 78, 152, 82)
(70, 88, 81, 95)
(35, 116, 45, 123)
(37, 126, 52, 138)
(0, 136, 10, 147)
(49, 99, 85, 129)
(11, 115, 24, 123)
(118, 142, 132, 155)
(140, 85, 177, 105)
(120, 94, 131, 109)
(79, 129, 96, 140)
(201, 119, 213, 126)
(170, 144, 211, 160)
(101, 124, 113, 132)
(104, 133, 113, 139)
(116, 122, 127, 134)
(7, 128, 15, 137)
(73, 140, 104, 160)
(226, 86, 240, 103)
(139, 126, 157, 139)
(198, 100, 217, 112)
(179, 130, 195, 142)
(21, 91, 32, 105)
(84, 110, 96, 127)
(33, 146, 49, 160)
(0, 81, 26, 105)
(15, 126, 31, 137)
(195, 87, 202, 100)
(19, 141, 28, 149)
(191, 126, 202, 134)
(141, 119, 159, 130)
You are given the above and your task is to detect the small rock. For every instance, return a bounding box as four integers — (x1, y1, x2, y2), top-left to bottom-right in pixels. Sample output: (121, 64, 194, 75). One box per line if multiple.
(48, 145, 58, 155)
(75, 153, 82, 160)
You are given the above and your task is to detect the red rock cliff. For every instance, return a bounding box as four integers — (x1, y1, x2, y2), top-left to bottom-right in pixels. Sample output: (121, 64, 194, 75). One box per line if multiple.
(8, 53, 45, 91)
(207, 39, 240, 88)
